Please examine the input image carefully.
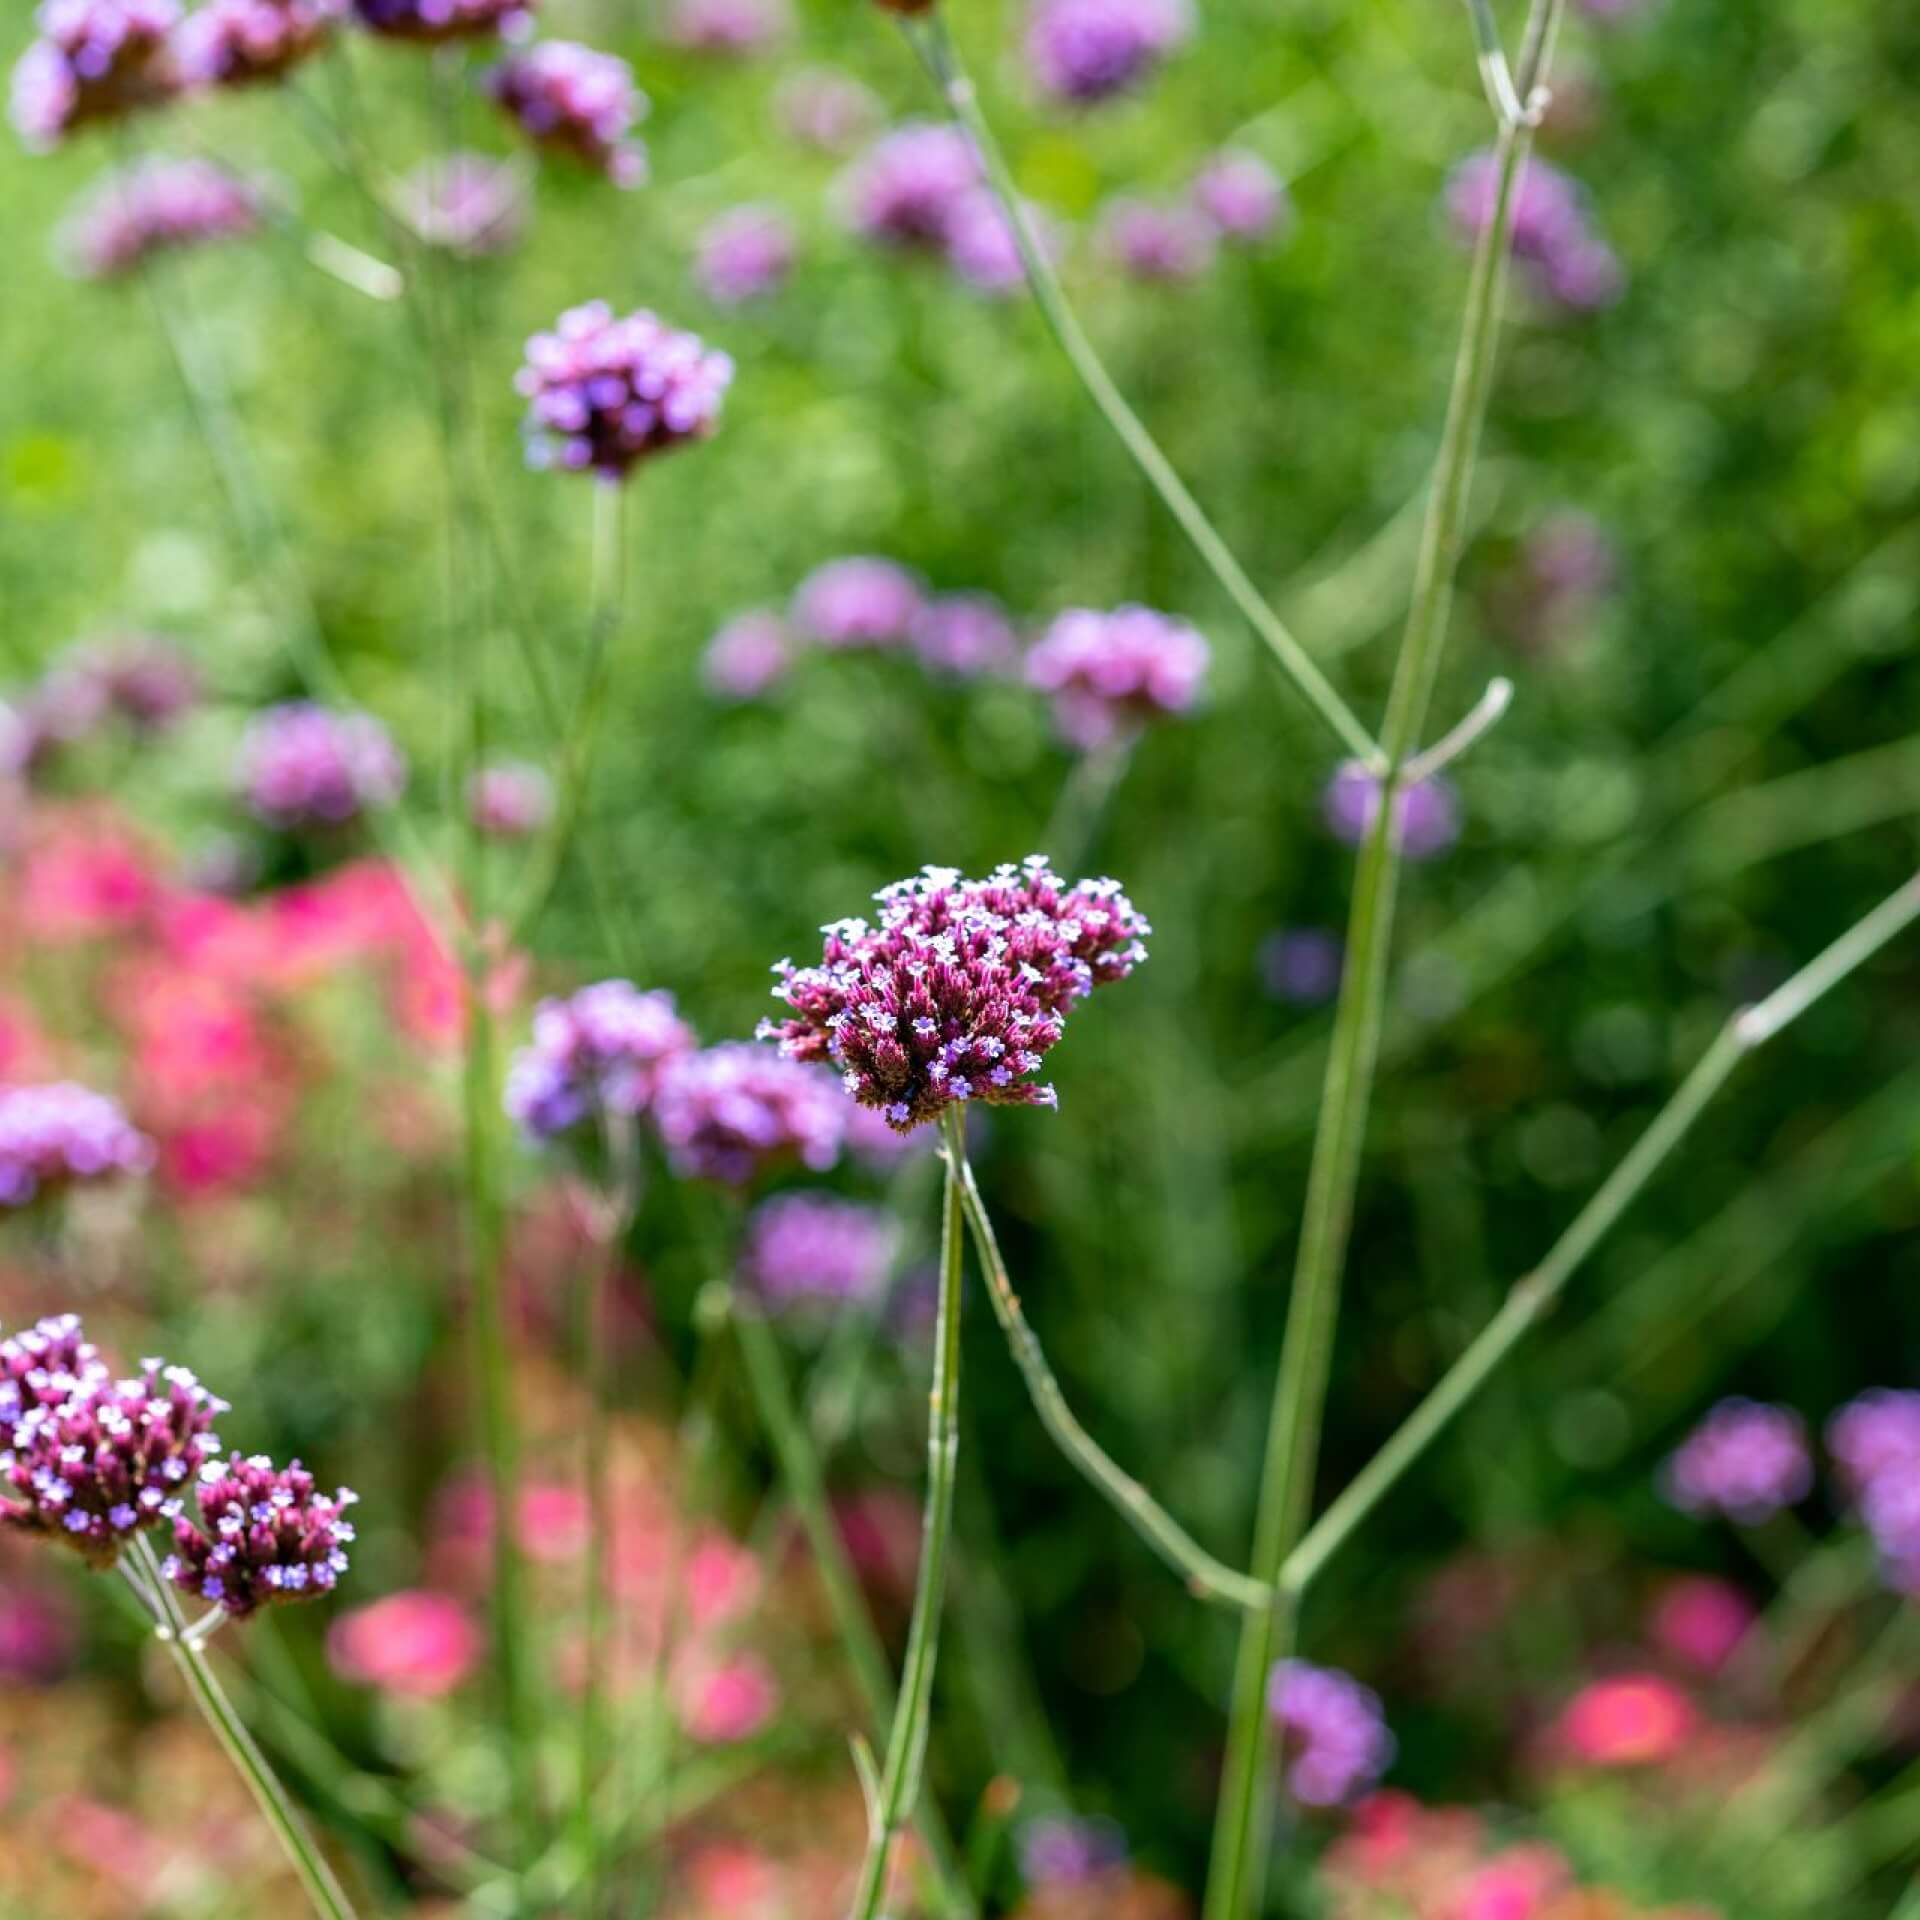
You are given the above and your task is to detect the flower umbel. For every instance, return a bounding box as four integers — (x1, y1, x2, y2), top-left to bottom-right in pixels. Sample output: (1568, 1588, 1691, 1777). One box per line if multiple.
(238, 701, 408, 830)
(174, 0, 343, 88)
(653, 1043, 845, 1183)
(1660, 1397, 1812, 1525)
(1267, 1659, 1396, 1807)
(11, 0, 181, 150)
(1025, 605, 1210, 748)
(164, 1454, 357, 1616)
(505, 981, 696, 1141)
(0, 1082, 153, 1208)
(59, 159, 263, 280)
(489, 41, 647, 188)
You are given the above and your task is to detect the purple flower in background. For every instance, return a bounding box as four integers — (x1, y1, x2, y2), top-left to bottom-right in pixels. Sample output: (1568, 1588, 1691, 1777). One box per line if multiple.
(942, 188, 1055, 297)
(490, 42, 646, 188)
(1446, 150, 1624, 314)
(703, 610, 793, 701)
(1268, 1660, 1396, 1807)
(58, 158, 262, 279)
(760, 856, 1149, 1132)
(239, 701, 407, 829)
(740, 1193, 896, 1312)
(1829, 1390, 1920, 1500)
(653, 1044, 845, 1184)
(350, 0, 531, 43)
(1098, 195, 1216, 283)
(173, 0, 343, 88)
(1260, 929, 1343, 1007)
(1025, 0, 1190, 105)
(843, 1094, 934, 1170)
(1191, 147, 1289, 243)
(910, 593, 1019, 680)
(1, 1316, 107, 1439)
(694, 204, 796, 305)
(792, 557, 924, 651)
(11, 0, 182, 150)
(775, 66, 879, 152)
(841, 122, 979, 251)
(1662, 1399, 1813, 1525)
(1576, 0, 1653, 21)
(0, 1084, 153, 1209)
(466, 759, 551, 838)
(395, 152, 528, 257)
(1861, 1468, 1920, 1595)
(516, 301, 732, 480)
(660, 0, 787, 56)
(1025, 605, 1211, 749)
(91, 634, 199, 729)
(1322, 762, 1460, 861)
(1, 1358, 226, 1563)
(505, 981, 696, 1142)
(1491, 509, 1618, 653)
(1019, 1815, 1127, 1887)
(164, 1454, 355, 1616)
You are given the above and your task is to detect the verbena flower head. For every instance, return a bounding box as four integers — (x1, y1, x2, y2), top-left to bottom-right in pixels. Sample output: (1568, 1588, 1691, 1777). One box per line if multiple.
(0, 1083, 153, 1208)
(0, 1316, 106, 1439)
(740, 1193, 896, 1313)
(395, 152, 529, 256)
(1025, 0, 1190, 105)
(703, 610, 792, 701)
(239, 701, 408, 828)
(1019, 1815, 1128, 1888)
(490, 41, 646, 188)
(1025, 605, 1211, 748)
(58, 158, 262, 279)
(694, 204, 796, 305)
(11, 0, 182, 150)
(89, 633, 199, 729)
(164, 1454, 356, 1615)
(1322, 762, 1460, 861)
(1827, 1389, 1920, 1500)
(941, 188, 1053, 297)
(760, 857, 1149, 1132)
(792, 557, 924, 650)
(2, 1360, 226, 1564)
(1192, 148, 1288, 242)
(467, 759, 552, 838)
(775, 65, 879, 152)
(1556, 1673, 1696, 1768)
(1661, 1398, 1812, 1525)
(653, 1044, 845, 1183)
(505, 981, 696, 1141)
(174, 0, 344, 87)
(1098, 194, 1217, 283)
(1861, 1466, 1920, 1596)
(516, 301, 733, 480)
(911, 593, 1018, 679)
(350, 0, 532, 42)
(660, 0, 788, 56)
(1260, 928, 1343, 1007)
(1446, 150, 1624, 314)
(841, 122, 979, 251)
(1268, 1659, 1396, 1807)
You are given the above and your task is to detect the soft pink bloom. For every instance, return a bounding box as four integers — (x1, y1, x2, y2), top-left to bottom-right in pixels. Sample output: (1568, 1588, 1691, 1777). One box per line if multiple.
(329, 1589, 482, 1698)
(703, 610, 792, 700)
(677, 1651, 779, 1741)
(1557, 1673, 1697, 1767)
(1451, 1844, 1570, 1920)
(686, 1532, 761, 1629)
(1649, 1576, 1756, 1675)
(20, 816, 158, 942)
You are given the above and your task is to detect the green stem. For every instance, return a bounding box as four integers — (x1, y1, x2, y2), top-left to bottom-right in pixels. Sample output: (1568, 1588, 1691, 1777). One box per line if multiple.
(948, 1136, 1267, 1610)
(906, 15, 1381, 770)
(1205, 11, 1562, 1913)
(847, 1109, 969, 1920)
(125, 1545, 359, 1920)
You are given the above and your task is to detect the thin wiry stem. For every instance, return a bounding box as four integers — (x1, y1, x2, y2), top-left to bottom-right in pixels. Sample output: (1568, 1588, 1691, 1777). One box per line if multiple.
(948, 1135, 1268, 1610)
(903, 14, 1383, 770)
(1206, 8, 1563, 1914)
(1281, 869, 1920, 1598)
(846, 1109, 968, 1920)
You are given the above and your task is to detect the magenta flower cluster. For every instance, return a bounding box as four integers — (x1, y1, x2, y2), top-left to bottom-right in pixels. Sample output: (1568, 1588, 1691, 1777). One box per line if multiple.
(350, 0, 530, 43)
(490, 41, 646, 188)
(653, 1042, 846, 1184)
(694, 204, 797, 306)
(11, 0, 182, 149)
(1019, 1815, 1127, 1888)
(842, 122, 980, 253)
(466, 758, 552, 838)
(660, 0, 787, 57)
(4, 632, 197, 777)
(1097, 195, 1216, 284)
(1322, 762, 1461, 861)
(59, 158, 262, 280)
(238, 701, 408, 830)
(793, 557, 925, 651)
(740, 1193, 896, 1313)
(505, 982, 697, 1142)
(760, 857, 1150, 1132)
(0, 1083, 153, 1209)
(163, 1453, 357, 1616)
(1024, 605, 1211, 748)
(1025, 0, 1191, 105)
(1829, 1390, 1920, 1591)
(1661, 1398, 1813, 1525)
(516, 301, 733, 481)
(1267, 1659, 1396, 1807)
(396, 153, 529, 258)
(174, 0, 344, 87)
(1447, 150, 1624, 313)
(1192, 148, 1288, 243)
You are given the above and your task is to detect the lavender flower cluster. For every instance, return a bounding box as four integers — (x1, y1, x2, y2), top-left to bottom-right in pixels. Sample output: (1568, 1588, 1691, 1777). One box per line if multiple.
(1268, 1658, 1396, 1806)
(1661, 1398, 1813, 1525)
(466, 758, 552, 838)
(1829, 1390, 1920, 1591)
(489, 41, 646, 188)
(59, 158, 262, 279)
(10, 0, 181, 150)
(516, 301, 733, 481)
(395, 152, 529, 257)
(1025, 0, 1191, 105)
(238, 701, 408, 830)
(505, 982, 697, 1140)
(693, 204, 797, 306)
(1024, 605, 1211, 749)
(174, 0, 344, 87)
(2, 632, 197, 779)
(1322, 761, 1462, 862)
(739, 1192, 896, 1314)
(162, 1453, 357, 1615)
(1447, 150, 1624, 314)
(349, 0, 530, 43)
(0, 1083, 153, 1209)
(652, 1042, 845, 1183)
(760, 856, 1150, 1132)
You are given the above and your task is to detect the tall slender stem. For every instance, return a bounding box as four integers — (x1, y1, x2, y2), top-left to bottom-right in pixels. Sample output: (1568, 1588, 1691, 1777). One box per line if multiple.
(847, 1109, 968, 1920)
(1205, 10, 1562, 1914)
(906, 16, 1381, 770)
(124, 1544, 359, 1920)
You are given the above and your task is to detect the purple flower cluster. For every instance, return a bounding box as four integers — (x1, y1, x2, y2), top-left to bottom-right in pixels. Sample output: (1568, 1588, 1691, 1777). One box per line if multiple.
(1024, 605, 1211, 749)
(1191, 148, 1288, 244)
(792, 557, 924, 651)
(238, 701, 408, 829)
(516, 301, 733, 481)
(1447, 150, 1624, 313)
(174, 0, 343, 88)
(1098, 195, 1216, 284)
(0, 1317, 104, 1435)
(395, 152, 528, 257)
(1025, 0, 1191, 106)
(2, 1358, 226, 1564)
(1491, 510, 1618, 652)
(1661, 1398, 1813, 1525)
(694, 204, 796, 306)
(59, 158, 262, 280)
(653, 1043, 845, 1184)
(163, 1454, 356, 1616)
(0, 1083, 153, 1208)
(1019, 1815, 1127, 1887)
(505, 981, 696, 1142)
(702, 610, 793, 701)
(760, 857, 1150, 1132)
(1828, 1391, 1920, 1591)
(774, 66, 878, 153)
(740, 1193, 896, 1313)
(467, 758, 552, 838)
(11, 0, 181, 150)
(350, 0, 531, 43)
(841, 122, 980, 252)
(490, 41, 646, 188)
(1322, 762, 1461, 861)
(1268, 1659, 1396, 1807)
(5, 632, 198, 774)
(1260, 928, 1343, 1007)
(660, 0, 787, 56)
(911, 595, 1019, 679)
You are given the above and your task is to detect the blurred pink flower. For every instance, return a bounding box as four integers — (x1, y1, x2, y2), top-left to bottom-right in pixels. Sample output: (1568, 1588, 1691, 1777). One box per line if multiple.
(0, 1571, 76, 1681)
(1557, 1673, 1697, 1767)
(677, 1651, 779, 1742)
(1452, 1844, 1569, 1920)
(1649, 1576, 1755, 1675)
(329, 1589, 482, 1698)
(20, 816, 157, 942)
